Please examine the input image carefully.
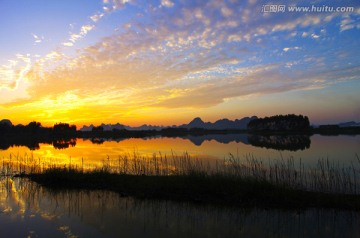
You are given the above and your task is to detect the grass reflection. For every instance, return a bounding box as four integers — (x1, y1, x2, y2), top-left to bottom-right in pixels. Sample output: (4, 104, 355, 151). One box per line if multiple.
(1, 177, 360, 238)
(1, 151, 360, 210)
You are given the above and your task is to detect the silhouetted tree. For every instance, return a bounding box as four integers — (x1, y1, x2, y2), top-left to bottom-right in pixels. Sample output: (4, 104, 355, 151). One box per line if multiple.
(247, 114, 310, 131)
(26, 121, 42, 134)
(0, 123, 12, 133)
(53, 123, 77, 135)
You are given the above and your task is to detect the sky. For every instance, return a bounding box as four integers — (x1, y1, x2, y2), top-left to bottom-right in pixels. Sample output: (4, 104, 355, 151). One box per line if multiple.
(0, 0, 360, 127)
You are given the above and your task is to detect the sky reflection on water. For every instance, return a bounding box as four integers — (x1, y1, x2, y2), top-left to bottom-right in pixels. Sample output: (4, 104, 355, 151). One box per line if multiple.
(1, 177, 360, 238)
(0, 135, 359, 171)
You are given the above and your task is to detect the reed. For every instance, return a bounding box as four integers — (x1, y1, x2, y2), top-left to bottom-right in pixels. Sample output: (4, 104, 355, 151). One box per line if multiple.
(1, 152, 360, 195)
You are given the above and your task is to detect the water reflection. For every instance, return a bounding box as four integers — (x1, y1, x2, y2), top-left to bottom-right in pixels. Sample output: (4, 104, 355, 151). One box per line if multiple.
(1, 177, 359, 238)
(0, 136, 42, 150)
(0, 137, 77, 150)
(170, 134, 311, 151)
(248, 134, 311, 151)
(1, 133, 312, 152)
(52, 138, 77, 149)
(163, 134, 250, 146)
(0, 135, 359, 172)
(1, 133, 359, 161)
(1, 134, 312, 151)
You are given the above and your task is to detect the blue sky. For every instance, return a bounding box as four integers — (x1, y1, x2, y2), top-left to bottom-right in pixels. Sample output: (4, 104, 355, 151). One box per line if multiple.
(0, 0, 359, 126)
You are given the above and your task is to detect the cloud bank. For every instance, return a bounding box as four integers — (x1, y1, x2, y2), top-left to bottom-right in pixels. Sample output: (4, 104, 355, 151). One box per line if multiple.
(1, 0, 360, 124)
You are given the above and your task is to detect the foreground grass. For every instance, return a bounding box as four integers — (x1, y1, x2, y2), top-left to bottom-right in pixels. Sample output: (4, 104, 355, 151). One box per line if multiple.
(4, 152, 360, 209)
(27, 167, 360, 210)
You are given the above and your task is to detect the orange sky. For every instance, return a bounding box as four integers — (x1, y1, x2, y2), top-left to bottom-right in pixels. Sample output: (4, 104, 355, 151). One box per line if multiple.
(1, 0, 359, 127)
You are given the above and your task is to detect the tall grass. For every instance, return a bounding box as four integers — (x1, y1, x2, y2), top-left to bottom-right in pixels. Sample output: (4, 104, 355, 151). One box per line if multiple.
(1, 152, 360, 195)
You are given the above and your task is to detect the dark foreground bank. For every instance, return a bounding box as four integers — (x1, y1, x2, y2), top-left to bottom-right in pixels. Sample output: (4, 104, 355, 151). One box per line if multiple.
(27, 168, 360, 210)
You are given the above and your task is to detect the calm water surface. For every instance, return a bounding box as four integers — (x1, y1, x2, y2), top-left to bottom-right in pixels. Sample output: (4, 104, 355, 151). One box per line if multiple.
(0, 134, 359, 170)
(1, 134, 360, 237)
(1, 177, 359, 238)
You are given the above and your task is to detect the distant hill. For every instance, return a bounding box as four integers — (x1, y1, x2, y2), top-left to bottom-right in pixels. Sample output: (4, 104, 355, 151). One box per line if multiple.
(80, 123, 167, 131)
(338, 121, 360, 127)
(179, 116, 258, 130)
(312, 121, 360, 128)
(80, 116, 258, 131)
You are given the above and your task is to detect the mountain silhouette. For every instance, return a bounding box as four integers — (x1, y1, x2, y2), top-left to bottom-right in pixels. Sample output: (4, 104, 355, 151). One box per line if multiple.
(80, 123, 165, 131)
(185, 117, 209, 128)
(338, 121, 360, 127)
(180, 116, 258, 130)
(80, 116, 258, 131)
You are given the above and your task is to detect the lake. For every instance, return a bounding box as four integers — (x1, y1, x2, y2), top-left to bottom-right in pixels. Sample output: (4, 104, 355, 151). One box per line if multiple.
(1, 134, 360, 237)
(1, 134, 359, 172)
(1, 177, 359, 238)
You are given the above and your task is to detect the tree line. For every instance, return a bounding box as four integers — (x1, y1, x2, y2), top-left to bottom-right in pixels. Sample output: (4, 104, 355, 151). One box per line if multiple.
(0, 121, 76, 136)
(247, 114, 310, 131)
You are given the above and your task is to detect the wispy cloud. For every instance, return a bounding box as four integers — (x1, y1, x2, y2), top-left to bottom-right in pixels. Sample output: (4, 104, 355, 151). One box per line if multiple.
(161, 0, 174, 8)
(283, 46, 301, 52)
(102, 0, 134, 12)
(0, 54, 31, 90)
(340, 16, 355, 31)
(26, 2, 359, 94)
(62, 0, 135, 47)
(90, 12, 105, 22)
(63, 24, 95, 47)
(31, 33, 44, 45)
(2, 0, 359, 124)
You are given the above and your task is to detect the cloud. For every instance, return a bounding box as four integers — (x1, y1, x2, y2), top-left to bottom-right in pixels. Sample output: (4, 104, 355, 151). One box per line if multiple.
(154, 64, 360, 108)
(161, 0, 174, 8)
(311, 33, 320, 39)
(31, 33, 44, 45)
(9, 0, 359, 114)
(63, 24, 95, 46)
(80, 25, 94, 35)
(340, 17, 355, 32)
(151, 66, 296, 108)
(62, 42, 74, 47)
(221, 6, 233, 17)
(90, 13, 105, 22)
(104, 0, 133, 12)
(62, 0, 135, 47)
(283, 46, 301, 52)
(0, 54, 31, 91)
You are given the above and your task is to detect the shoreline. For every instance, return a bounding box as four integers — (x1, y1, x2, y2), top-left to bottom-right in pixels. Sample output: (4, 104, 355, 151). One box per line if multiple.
(26, 169, 360, 210)
(1, 127, 359, 151)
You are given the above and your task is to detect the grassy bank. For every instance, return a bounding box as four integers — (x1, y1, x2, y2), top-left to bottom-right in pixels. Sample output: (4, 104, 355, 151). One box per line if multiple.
(20, 152, 359, 210)
(27, 167, 360, 210)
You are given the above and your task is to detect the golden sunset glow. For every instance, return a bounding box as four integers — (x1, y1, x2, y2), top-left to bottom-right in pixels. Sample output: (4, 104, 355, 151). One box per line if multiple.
(1, 0, 359, 127)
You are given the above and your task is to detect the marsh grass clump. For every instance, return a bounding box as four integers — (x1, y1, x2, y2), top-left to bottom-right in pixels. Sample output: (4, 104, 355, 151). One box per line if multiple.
(2, 152, 360, 194)
(2, 152, 360, 208)
(220, 153, 360, 195)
